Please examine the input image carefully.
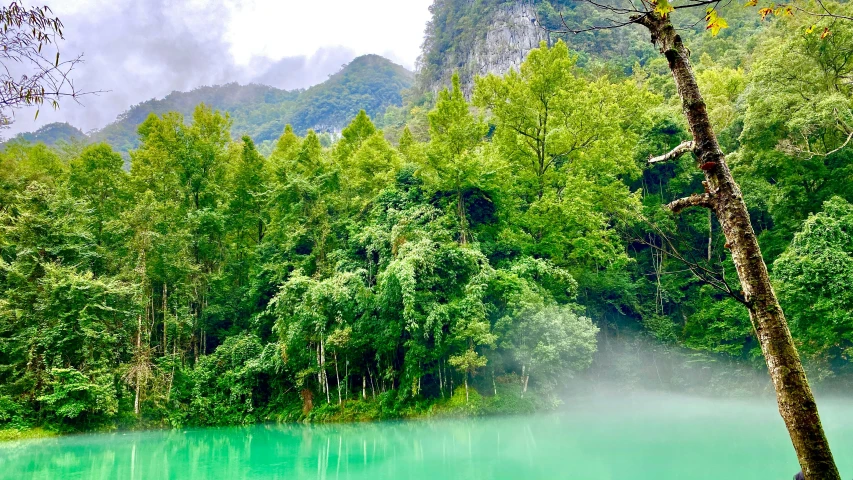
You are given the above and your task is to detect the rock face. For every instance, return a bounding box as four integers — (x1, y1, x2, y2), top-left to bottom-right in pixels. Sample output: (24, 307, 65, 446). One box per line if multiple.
(420, 0, 548, 96)
(466, 2, 547, 87)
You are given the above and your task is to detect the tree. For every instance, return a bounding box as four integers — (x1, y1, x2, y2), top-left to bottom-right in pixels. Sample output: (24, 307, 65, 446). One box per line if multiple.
(473, 40, 646, 306)
(474, 40, 637, 201)
(129, 105, 232, 365)
(0, 178, 136, 428)
(448, 348, 487, 403)
(556, 3, 841, 477)
(736, 8, 853, 256)
(775, 197, 853, 372)
(423, 73, 488, 245)
(67, 144, 127, 252)
(333, 110, 377, 163)
(269, 124, 301, 182)
(333, 111, 401, 210)
(271, 270, 365, 406)
(228, 136, 268, 246)
(502, 305, 598, 396)
(0, 3, 87, 129)
(345, 133, 401, 208)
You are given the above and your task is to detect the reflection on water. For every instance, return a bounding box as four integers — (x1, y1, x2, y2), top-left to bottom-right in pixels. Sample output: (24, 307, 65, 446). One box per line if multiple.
(1, 394, 851, 480)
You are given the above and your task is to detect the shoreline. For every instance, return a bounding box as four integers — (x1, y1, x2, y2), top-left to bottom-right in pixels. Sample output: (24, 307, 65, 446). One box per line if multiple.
(0, 385, 542, 443)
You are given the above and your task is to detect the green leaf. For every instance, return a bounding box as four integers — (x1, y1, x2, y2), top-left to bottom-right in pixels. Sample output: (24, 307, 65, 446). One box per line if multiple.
(654, 0, 675, 17)
(705, 8, 729, 36)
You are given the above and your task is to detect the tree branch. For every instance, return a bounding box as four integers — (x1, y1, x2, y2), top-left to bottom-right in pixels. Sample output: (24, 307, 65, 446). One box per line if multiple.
(628, 216, 748, 305)
(667, 193, 713, 213)
(813, 129, 853, 158)
(794, 0, 853, 22)
(648, 140, 695, 164)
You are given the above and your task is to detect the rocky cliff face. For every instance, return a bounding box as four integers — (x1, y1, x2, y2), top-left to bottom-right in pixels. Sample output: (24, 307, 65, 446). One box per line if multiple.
(418, 0, 548, 96)
(465, 2, 546, 88)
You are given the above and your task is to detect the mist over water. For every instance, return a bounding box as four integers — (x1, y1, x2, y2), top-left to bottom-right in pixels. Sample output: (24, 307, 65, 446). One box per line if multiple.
(3, 392, 851, 480)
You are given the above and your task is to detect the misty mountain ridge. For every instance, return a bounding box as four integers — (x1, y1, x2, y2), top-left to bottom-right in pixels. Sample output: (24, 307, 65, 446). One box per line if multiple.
(5, 54, 413, 155)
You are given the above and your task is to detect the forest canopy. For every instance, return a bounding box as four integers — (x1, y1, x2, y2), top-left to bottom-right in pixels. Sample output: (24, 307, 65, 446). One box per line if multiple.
(1, 2, 852, 434)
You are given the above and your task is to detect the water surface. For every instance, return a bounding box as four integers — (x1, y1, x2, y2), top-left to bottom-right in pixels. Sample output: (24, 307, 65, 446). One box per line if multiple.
(2, 394, 851, 479)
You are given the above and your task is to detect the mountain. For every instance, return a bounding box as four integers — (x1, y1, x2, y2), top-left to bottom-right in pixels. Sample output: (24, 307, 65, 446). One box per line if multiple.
(418, 0, 548, 95)
(417, 0, 763, 95)
(288, 54, 414, 133)
(88, 83, 301, 154)
(7, 55, 413, 155)
(8, 122, 86, 147)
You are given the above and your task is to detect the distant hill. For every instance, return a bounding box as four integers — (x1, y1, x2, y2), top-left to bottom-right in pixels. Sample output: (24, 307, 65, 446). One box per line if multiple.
(9, 122, 86, 147)
(88, 83, 301, 154)
(288, 54, 414, 133)
(7, 55, 413, 155)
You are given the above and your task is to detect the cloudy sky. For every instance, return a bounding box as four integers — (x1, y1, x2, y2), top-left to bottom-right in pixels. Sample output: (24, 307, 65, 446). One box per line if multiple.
(5, 0, 433, 136)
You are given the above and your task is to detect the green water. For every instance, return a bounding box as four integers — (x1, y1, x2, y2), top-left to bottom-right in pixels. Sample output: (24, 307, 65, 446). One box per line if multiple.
(2, 394, 851, 480)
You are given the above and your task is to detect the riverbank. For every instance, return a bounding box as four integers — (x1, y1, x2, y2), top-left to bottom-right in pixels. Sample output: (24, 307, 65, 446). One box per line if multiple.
(1, 383, 546, 442)
(289, 383, 543, 424)
(0, 427, 56, 442)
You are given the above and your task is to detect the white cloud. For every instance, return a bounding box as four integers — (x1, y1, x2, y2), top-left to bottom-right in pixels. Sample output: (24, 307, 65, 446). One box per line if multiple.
(4, 0, 433, 137)
(224, 0, 432, 69)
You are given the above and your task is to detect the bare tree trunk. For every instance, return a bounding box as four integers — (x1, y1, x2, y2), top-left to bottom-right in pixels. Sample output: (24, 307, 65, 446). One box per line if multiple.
(334, 352, 341, 405)
(162, 283, 167, 356)
(464, 375, 469, 404)
(651, 240, 664, 314)
(317, 344, 323, 394)
(367, 366, 376, 399)
(708, 210, 713, 262)
(320, 335, 330, 404)
(134, 314, 142, 416)
(456, 189, 468, 245)
(438, 360, 444, 399)
(637, 12, 839, 480)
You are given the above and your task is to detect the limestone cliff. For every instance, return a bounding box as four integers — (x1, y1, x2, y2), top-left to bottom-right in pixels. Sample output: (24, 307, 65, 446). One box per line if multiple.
(418, 0, 548, 95)
(464, 2, 546, 88)
(416, 0, 659, 97)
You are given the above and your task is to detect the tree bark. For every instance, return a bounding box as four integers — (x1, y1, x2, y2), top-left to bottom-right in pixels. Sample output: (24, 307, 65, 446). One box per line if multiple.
(636, 12, 839, 480)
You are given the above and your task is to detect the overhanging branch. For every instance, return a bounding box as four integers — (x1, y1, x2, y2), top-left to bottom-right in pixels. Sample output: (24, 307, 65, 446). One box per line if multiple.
(649, 140, 695, 164)
(667, 193, 713, 213)
(628, 214, 748, 306)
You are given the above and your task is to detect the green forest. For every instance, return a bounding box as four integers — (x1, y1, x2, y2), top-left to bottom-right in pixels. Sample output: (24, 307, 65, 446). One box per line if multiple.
(1, 1, 852, 445)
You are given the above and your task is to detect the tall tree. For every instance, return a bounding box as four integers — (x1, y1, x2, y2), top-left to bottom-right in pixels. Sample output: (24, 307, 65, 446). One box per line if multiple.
(423, 73, 488, 245)
(228, 136, 268, 246)
(67, 144, 127, 253)
(557, 3, 840, 478)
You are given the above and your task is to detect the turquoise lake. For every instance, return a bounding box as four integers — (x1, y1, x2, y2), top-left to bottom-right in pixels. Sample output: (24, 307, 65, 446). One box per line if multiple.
(2, 394, 851, 479)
